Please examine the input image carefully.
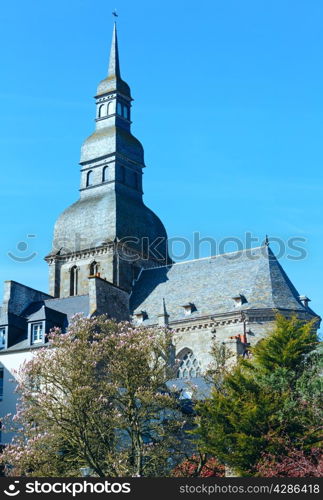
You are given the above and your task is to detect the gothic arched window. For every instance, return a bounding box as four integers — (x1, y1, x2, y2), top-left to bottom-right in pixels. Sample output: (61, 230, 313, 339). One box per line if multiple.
(89, 261, 99, 276)
(177, 349, 201, 379)
(86, 170, 93, 187)
(70, 266, 78, 296)
(102, 166, 108, 182)
(117, 102, 122, 116)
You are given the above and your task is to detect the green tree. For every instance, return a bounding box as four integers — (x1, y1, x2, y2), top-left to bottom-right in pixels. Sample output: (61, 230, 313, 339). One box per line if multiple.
(1, 315, 187, 477)
(195, 315, 321, 475)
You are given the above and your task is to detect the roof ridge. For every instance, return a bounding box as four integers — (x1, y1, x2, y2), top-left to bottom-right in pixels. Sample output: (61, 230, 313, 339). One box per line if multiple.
(266, 248, 304, 310)
(142, 245, 267, 272)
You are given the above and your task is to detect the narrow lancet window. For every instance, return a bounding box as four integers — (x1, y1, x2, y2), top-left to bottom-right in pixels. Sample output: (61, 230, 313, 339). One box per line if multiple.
(123, 106, 129, 119)
(70, 266, 78, 296)
(117, 102, 122, 116)
(89, 261, 99, 276)
(86, 170, 93, 187)
(98, 103, 105, 118)
(102, 166, 108, 182)
(107, 101, 113, 115)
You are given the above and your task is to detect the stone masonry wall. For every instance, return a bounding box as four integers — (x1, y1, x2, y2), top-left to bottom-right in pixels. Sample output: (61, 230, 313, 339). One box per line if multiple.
(88, 276, 129, 322)
(2, 281, 52, 316)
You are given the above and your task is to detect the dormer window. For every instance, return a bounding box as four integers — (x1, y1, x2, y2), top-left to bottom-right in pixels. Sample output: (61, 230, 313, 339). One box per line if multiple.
(134, 310, 147, 323)
(299, 295, 311, 308)
(0, 328, 5, 350)
(31, 322, 43, 344)
(181, 303, 196, 315)
(232, 294, 247, 307)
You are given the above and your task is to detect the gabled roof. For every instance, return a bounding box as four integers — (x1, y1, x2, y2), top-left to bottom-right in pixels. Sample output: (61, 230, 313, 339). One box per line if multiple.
(130, 246, 317, 325)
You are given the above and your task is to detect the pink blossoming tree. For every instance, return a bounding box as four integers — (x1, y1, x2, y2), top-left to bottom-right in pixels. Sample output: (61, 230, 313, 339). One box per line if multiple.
(1, 315, 188, 477)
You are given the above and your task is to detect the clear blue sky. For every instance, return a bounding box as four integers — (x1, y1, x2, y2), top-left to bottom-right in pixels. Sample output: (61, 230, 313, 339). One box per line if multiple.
(0, 0, 322, 325)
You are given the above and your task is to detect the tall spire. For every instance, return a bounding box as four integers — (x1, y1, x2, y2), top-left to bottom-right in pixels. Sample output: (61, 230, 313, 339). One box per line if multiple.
(108, 23, 121, 81)
(96, 23, 131, 98)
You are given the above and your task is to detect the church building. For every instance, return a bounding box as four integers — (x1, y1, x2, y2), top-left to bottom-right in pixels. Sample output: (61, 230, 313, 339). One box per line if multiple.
(0, 24, 319, 444)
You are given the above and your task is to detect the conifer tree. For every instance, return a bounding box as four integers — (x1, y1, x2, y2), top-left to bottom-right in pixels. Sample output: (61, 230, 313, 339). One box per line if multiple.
(195, 315, 321, 475)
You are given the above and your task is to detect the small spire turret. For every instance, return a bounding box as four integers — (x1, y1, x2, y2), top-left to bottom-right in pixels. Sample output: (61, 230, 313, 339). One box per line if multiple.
(96, 22, 131, 98)
(158, 298, 169, 326)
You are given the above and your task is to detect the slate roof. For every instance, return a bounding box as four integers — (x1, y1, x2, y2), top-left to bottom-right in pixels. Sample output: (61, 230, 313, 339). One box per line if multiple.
(19, 295, 89, 324)
(0, 295, 90, 353)
(130, 246, 317, 325)
(4, 339, 44, 352)
(43, 295, 90, 321)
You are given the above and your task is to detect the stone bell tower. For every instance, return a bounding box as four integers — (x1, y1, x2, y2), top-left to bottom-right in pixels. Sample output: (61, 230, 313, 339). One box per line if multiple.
(45, 23, 170, 298)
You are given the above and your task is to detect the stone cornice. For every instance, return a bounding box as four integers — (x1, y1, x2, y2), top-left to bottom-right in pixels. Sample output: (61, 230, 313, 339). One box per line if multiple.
(79, 151, 144, 169)
(44, 241, 167, 267)
(141, 307, 319, 333)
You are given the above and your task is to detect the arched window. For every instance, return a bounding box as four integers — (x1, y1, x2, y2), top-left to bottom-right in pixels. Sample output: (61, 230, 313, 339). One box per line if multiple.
(177, 349, 201, 379)
(70, 266, 78, 296)
(98, 103, 106, 118)
(102, 166, 108, 182)
(86, 170, 93, 187)
(117, 102, 122, 116)
(89, 261, 99, 276)
(123, 105, 129, 119)
(107, 101, 113, 116)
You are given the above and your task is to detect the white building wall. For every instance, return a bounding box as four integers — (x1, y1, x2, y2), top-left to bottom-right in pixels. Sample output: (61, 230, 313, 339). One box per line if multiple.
(0, 351, 34, 445)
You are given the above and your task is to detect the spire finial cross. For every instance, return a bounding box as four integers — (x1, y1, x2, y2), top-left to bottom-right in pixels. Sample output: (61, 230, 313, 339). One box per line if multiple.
(112, 9, 118, 17)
